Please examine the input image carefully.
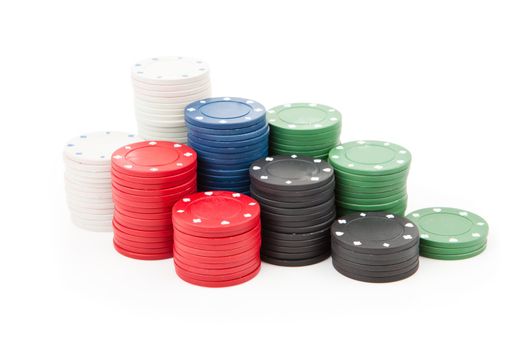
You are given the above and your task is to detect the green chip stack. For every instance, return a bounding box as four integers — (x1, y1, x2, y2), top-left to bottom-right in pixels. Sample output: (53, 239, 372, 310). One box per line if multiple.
(328, 140, 411, 216)
(407, 207, 489, 260)
(267, 103, 342, 159)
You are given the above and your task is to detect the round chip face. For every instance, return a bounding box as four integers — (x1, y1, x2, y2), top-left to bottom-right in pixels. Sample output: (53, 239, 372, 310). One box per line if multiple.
(267, 103, 341, 132)
(408, 207, 489, 247)
(172, 191, 260, 233)
(64, 132, 140, 165)
(329, 141, 411, 175)
(131, 56, 209, 84)
(331, 212, 419, 253)
(111, 141, 196, 177)
(185, 97, 266, 129)
(249, 155, 334, 190)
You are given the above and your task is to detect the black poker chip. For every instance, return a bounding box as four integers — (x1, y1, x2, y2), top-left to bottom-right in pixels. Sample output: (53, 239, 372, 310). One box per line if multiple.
(261, 247, 329, 260)
(262, 240, 330, 254)
(263, 210, 337, 228)
(250, 186, 335, 208)
(332, 242, 419, 265)
(332, 258, 419, 278)
(332, 255, 419, 272)
(261, 228, 330, 241)
(261, 205, 335, 222)
(264, 213, 336, 234)
(259, 198, 335, 216)
(250, 177, 335, 199)
(250, 155, 334, 191)
(261, 252, 331, 267)
(262, 235, 330, 248)
(332, 261, 419, 283)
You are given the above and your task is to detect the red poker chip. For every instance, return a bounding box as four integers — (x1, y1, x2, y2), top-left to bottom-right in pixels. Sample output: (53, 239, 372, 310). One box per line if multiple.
(114, 208, 173, 227)
(174, 259, 260, 282)
(111, 164, 197, 188)
(113, 223, 173, 243)
(114, 209, 172, 231)
(174, 244, 260, 264)
(176, 257, 261, 276)
(113, 197, 172, 213)
(175, 230, 261, 251)
(113, 219, 173, 238)
(175, 263, 261, 288)
(112, 175, 197, 197)
(112, 185, 196, 208)
(173, 223, 261, 245)
(114, 234, 172, 250)
(112, 182, 196, 203)
(174, 237, 261, 257)
(173, 250, 256, 270)
(172, 191, 260, 235)
(113, 238, 172, 254)
(115, 206, 172, 220)
(112, 141, 196, 177)
(114, 241, 173, 260)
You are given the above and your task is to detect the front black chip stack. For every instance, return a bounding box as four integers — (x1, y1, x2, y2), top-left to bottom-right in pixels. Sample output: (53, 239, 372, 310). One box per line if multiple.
(331, 212, 420, 282)
(249, 155, 337, 266)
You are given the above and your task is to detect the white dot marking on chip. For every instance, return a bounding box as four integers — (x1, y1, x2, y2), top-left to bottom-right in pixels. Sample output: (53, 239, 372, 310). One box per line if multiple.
(335, 231, 344, 236)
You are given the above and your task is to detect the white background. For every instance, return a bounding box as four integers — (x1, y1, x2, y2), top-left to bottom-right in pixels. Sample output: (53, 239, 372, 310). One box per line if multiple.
(1, 0, 524, 349)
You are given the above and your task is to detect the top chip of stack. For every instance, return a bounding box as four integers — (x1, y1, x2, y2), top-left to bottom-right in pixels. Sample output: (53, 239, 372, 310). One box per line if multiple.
(185, 97, 269, 194)
(63, 131, 141, 232)
(131, 56, 212, 143)
(267, 103, 342, 159)
(329, 141, 411, 217)
(110, 141, 198, 260)
(331, 212, 420, 283)
(249, 155, 337, 266)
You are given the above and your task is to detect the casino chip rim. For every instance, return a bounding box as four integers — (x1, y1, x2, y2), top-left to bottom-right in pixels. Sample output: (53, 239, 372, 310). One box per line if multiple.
(131, 56, 209, 85)
(267, 103, 342, 132)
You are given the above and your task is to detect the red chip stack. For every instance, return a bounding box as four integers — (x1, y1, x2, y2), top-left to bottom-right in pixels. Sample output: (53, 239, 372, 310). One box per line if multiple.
(172, 191, 262, 287)
(110, 141, 197, 260)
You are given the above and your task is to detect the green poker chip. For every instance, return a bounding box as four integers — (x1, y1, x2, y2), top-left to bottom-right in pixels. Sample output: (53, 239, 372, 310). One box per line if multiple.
(336, 186, 407, 199)
(271, 140, 339, 152)
(336, 176, 408, 188)
(420, 243, 487, 260)
(335, 181, 407, 194)
(267, 103, 342, 134)
(408, 207, 489, 249)
(329, 140, 411, 176)
(336, 191, 407, 205)
(334, 168, 410, 183)
(336, 195, 408, 211)
(419, 240, 487, 255)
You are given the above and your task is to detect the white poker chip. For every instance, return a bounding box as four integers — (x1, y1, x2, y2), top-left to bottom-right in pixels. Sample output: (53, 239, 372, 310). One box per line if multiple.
(131, 56, 210, 85)
(63, 131, 140, 165)
(133, 87, 211, 104)
(133, 82, 211, 98)
(132, 76, 210, 92)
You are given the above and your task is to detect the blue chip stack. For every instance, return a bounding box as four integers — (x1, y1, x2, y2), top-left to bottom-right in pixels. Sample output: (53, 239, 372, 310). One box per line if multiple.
(185, 97, 269, 194)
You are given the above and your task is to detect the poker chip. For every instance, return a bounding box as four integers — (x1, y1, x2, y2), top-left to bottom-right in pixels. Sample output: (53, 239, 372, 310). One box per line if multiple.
(185, 97, 269, 192)
(267, 103, 342, 159)
(63, 132, 140, 231)
(248, 155, 336, 266)
(329, 141, 411, 216)
(331, 212, 420, 283)
(172, 191, 261, 287)
(131, 56, 211, 142)
(110, 141, 198, 260)
(407, 207, 489, 260)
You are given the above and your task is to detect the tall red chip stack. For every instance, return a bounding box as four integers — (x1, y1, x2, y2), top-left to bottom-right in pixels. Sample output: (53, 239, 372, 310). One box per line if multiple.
(172, 191, 262, 287)
(110, 141, 197, 260)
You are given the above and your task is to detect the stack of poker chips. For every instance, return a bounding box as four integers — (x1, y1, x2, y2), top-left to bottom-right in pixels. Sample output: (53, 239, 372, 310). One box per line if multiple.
(63, 131, 140, 232)
(329, 140, 411, 216)
(267, 103, 342, 159)
(249, 155, 336, 266)
(331, 212, 420, 283)
(172, 191, 262, 288)
(131, 56, 212, 143)
(408, 207, 489, 260)
(185, 97, 269, 193)
(110, 141, 197, 260)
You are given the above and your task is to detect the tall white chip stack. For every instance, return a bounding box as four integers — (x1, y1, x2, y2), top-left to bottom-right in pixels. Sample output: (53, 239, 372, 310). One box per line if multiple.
(131, 56, 212, 143)
(63, 131, 141, 231)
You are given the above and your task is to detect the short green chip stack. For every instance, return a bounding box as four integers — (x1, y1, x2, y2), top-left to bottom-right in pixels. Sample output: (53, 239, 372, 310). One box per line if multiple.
(328, 140, 411, 216)
(407, 207, 489, 260)
(267, 103, 342, 159)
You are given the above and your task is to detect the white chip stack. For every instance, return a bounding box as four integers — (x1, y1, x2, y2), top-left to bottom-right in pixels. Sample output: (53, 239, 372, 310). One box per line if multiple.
(63, 131, 140, 231)
(131, 56, 212, 143)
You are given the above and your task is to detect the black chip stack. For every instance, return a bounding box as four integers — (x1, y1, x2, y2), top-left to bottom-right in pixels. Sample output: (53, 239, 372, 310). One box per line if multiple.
(249, 155, 336, 266)
(331, 212, 420, 283)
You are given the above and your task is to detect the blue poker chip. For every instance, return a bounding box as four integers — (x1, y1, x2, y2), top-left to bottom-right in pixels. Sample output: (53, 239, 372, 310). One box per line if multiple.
(198, 159, 257, 170)
(188, 125, 269, 142)
(199, 167, 249, 177)
(188, 140, 267, 154)
(198, 183, 251, 192)
(185, 118, 268, 136)
(198, 177, 251, 187)
(193, 146, 268, 161)
(199, 173, 250, 183)
(185, 97, 266, 129)
(188, 128, 269, 148)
